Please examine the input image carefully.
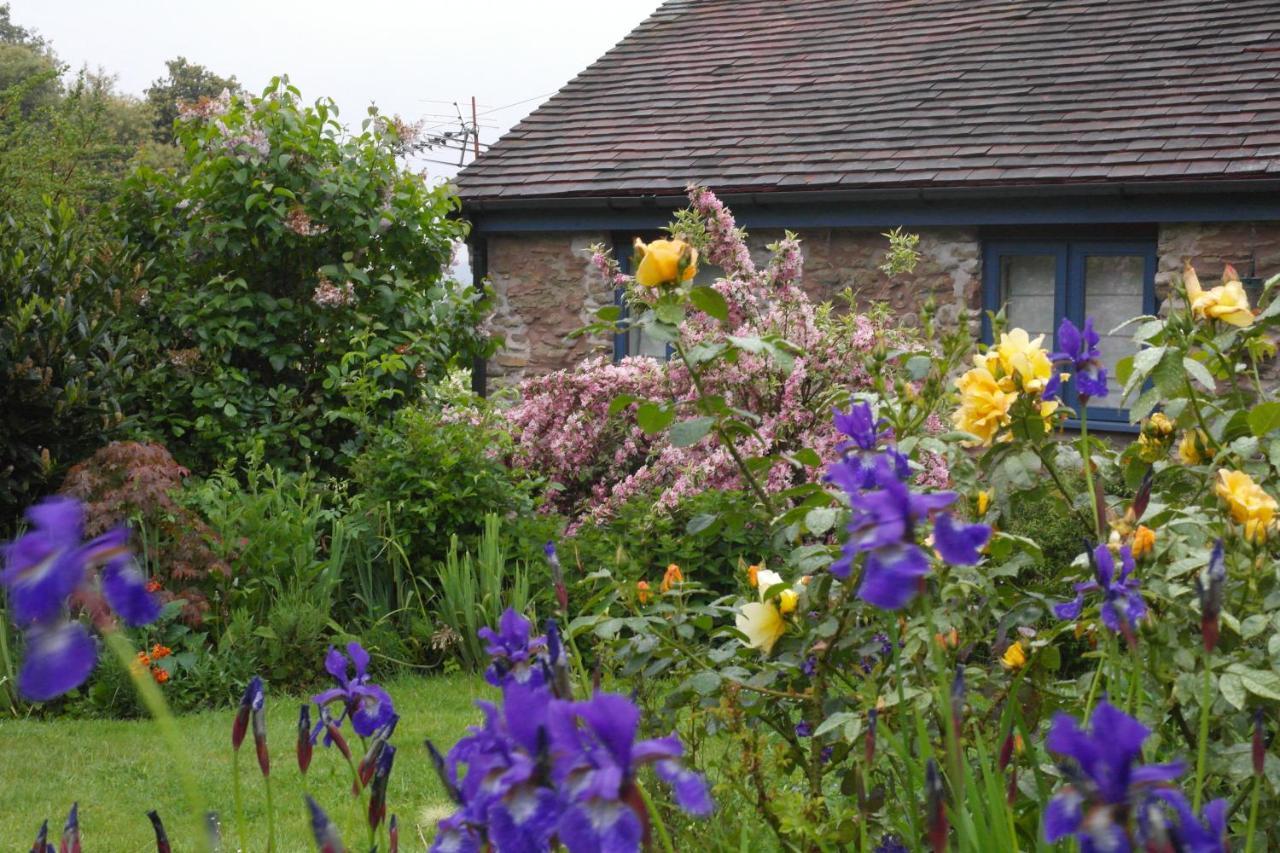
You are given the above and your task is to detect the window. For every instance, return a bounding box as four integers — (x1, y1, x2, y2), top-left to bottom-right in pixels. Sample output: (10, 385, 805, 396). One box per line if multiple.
(611, 233, 722, 362)
(982, 240, 1157, 425)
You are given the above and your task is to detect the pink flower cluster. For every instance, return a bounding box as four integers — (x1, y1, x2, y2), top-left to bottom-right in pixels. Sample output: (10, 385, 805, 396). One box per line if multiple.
(312, 278, 356, 308)
(504, 187, 944, 527)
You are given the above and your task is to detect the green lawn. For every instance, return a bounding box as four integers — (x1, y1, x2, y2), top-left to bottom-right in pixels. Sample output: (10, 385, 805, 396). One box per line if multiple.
(0, 673, 492, 851)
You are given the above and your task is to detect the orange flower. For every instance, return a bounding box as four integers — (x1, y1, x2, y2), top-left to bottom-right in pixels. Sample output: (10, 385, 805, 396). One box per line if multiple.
(151, 644, 173, 660)
(746, 564, 760, 588)
(934, 627, 959, 650)
(661, 563, 684, 593)
(151, 667, 169, 684)
(145, 579, 162, 593)
(636, 580, 651, 604)
(1132, 525, 1156, 560)
(136, 652, 151, 667)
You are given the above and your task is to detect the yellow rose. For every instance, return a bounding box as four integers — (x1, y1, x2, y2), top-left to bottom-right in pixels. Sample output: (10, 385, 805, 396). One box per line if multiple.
(977, 490, 991, 515)
(736, 570, 792, 655)
(778, 588, 799, 616)
(1001, 642, 1027, 671)
(1178, 430, 1210, 465)
(952, 366, 1017, 445)
(1132, 525, 1156, 559)
(992, 328, 1054, 394)
(633, 238, 698, 288)
(1146, 412, 1174, 438)
(1194, 279, 1254, 327)
(1216, 469, 1278, 544)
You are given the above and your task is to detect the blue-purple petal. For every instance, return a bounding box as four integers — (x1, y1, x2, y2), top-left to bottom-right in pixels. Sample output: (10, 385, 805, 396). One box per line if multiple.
(101, 557, 161, 626)
(933, 514, 991, 565)
(18, 620, 97, 701)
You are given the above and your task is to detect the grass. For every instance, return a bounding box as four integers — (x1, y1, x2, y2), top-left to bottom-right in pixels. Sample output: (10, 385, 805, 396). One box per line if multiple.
(0, 672, 492, 851)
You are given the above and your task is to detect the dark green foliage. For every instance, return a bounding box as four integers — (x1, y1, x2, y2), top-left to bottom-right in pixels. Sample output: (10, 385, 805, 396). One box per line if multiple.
(0, 202, 139, 531)
(351, 398, 542, 565)
(117, 78, 492, 472)
(568, 487, 786, 594)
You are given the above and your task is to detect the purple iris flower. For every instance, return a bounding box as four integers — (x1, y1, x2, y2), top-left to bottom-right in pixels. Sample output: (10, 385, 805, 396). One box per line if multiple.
(833, 401, 892, 453)
(1053, 545, 1147, 639)
(1137, 789, 1228, 853)
(830, 456, 990, 610)
(312, 642, 395, 739)
(478, 608, 548, 689)
(431, 609, 712, 853)
(0, 497, 160, 701)
(1044, 701, 1185, 850)
(550, 692, 713, 851)
(1052, 317, 1108, 403)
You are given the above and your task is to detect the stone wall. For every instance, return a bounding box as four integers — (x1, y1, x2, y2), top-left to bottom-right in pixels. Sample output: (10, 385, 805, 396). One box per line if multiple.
(481, 232, 612, 387)
(481, 226, 981, 386)
(1156, 221, 1280, 298)
(480, 222, 1280, 387)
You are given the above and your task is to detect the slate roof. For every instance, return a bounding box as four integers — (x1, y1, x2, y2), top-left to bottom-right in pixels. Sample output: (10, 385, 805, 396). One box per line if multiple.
(456, 0, 1280, 204)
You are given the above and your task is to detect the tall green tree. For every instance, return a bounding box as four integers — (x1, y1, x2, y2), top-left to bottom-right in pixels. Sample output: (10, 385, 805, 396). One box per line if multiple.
(118, 78, 492, 472)
(144, 56, 239, 143)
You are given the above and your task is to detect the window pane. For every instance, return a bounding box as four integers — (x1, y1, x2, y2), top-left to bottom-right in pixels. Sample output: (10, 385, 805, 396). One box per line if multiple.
(628, 325, 669, 359)
(1000, 255, 1056, 343)
(1083, 255, 1144, 409)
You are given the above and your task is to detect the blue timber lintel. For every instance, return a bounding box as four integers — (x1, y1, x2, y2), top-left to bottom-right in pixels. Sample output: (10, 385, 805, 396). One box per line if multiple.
(464, 188, 1280, 235)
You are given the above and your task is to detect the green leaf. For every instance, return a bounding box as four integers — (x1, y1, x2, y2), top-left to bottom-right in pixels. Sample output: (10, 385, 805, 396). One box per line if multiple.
(1182, 357, 1216, 392)
(608, 394, 635, 416)
(1219, 672, 1246, 711)
(1248, 402, 1280, 437)
(655, 302, 685, 325)
(635, 402, 675, 434)
(814, 711, 858, 739)
(905, 354, 933, 380)
(688, 671, 722, 696)
(670, 416, 716, 447)
(1236, 667, 1280, 701)
(596, 305, 621, 322)
(689, 286, 729, 323)
(685, 513, 719, 535)
(805, 507, 838, 535)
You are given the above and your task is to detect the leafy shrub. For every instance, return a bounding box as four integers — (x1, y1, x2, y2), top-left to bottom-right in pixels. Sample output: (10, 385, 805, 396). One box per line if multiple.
(58, 441, 230, 625)
(116, 77, 492, 473)
(351, 388, 542, 565)
(0, 201, 140, 531)
(432, 514, 530, 671)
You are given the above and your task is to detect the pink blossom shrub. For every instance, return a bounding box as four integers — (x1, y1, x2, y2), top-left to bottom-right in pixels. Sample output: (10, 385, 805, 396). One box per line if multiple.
(505, 187, 942, 527)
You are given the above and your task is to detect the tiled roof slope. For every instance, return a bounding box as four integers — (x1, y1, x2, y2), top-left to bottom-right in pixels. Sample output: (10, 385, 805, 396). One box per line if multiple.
(456, 0, 1280, 203)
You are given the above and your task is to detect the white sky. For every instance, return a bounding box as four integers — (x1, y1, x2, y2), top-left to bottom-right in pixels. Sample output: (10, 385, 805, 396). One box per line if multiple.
(11, 0, 662, 181)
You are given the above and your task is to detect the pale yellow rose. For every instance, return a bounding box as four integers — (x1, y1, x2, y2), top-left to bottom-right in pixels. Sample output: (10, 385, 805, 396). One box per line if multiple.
(1178, 430, 1209, 465)
(1183, 259, 1204, 305)
(952, 366, 1017, 446)
(778, 589, 799, 616)
(1216, 469, 1278, 544)
(1193, 279, 1254, 327)
(634, 238, 698, 288)
(992, 328, 1054, 394)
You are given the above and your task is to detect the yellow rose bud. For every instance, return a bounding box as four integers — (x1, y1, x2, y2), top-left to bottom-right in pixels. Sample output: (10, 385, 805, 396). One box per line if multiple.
(1183, 258, 1204, 304)
(747, 564, 760, 588)
(977, 490, 991, 515)
(1132, 525, 1156, 559)
(1000, 642, 1027, 671)
(1146, 412, 1174, 438)
(1216, 469, 1278, 545)
(633, 238, 698, 288)
(778, 588, 799, 616)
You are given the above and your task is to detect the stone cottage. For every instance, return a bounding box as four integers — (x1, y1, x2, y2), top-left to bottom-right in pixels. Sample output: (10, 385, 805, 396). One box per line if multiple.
(456, 0, 1280, 426)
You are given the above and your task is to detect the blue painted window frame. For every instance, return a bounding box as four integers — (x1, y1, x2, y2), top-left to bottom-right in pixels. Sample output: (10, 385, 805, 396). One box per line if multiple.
(982, 239, 1158, 428)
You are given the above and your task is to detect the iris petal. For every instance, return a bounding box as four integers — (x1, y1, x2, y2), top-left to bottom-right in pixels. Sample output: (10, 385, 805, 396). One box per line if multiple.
(18, 621, 97, 701)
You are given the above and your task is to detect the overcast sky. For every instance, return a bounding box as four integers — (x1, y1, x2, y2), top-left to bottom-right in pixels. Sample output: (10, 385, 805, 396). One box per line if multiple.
(11, 0, 662, 180)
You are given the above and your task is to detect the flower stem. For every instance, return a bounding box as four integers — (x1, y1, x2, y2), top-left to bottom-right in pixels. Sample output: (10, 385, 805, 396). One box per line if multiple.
(232, 749, 247, 853)
(636, 779, 676, 853)
(104, 630, 210, 852)
(1193, 647, 1212, 811)
(1082, 649, 1104, 721)
(1079, 408, 1101, 541)
(264, 772, 277, 853)
(1245, 773, 1262, 853)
